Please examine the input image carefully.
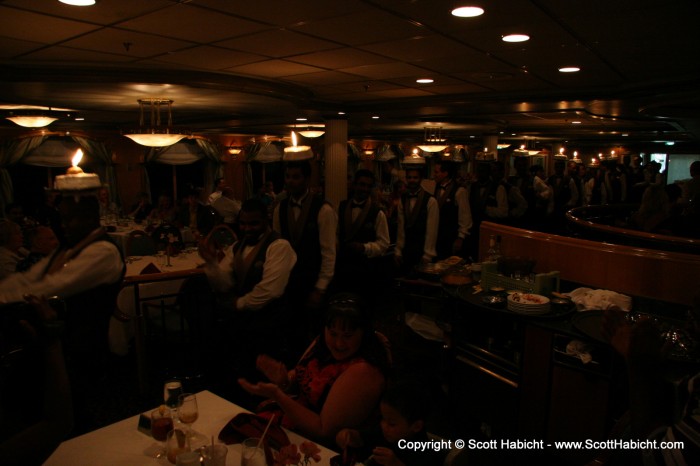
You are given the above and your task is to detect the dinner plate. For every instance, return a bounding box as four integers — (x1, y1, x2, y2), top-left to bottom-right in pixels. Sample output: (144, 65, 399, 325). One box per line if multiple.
(508, 293, 550, 306)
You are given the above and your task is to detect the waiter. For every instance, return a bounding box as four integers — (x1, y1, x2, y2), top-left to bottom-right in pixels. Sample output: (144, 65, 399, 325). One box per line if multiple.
(273, 158, 337, 341)
(334, 169, 390, 304)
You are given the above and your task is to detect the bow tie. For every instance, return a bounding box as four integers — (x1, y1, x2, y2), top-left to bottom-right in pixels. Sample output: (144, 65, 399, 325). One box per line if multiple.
(406, 192, 419, 198)
(290, 200, 303, 208)
(351, 201, 366, 208)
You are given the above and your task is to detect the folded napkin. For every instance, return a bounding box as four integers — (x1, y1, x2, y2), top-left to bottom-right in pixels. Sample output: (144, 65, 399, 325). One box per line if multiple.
(568, 287, 632, 312)
(140, 262, 161, 275)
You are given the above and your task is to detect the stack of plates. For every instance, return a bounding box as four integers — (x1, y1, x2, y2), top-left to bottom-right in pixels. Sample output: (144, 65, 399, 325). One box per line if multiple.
(507, 292, 551, 315)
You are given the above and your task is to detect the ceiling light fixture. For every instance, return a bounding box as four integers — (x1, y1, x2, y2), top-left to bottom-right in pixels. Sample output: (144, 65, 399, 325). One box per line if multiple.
(123, 98, 189, 147)
(451, 6, 485, 17)
(6, 114, 58, 128)
(59, 0, 96, 5)
(417, 126, 448, 153)
(559, 67, 581, 73)
(297, 125, 325, 138)
(502, 34, 529, 43)
(416, 78, 434, 84)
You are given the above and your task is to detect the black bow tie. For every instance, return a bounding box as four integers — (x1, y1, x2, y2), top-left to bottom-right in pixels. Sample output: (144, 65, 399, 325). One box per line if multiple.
(351, 201, 366, 208)
(290, 200, 303, 208)
(406, 192, 419, 198)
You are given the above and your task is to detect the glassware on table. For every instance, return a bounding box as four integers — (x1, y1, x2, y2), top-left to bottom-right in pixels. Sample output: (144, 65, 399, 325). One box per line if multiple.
(166, 428, 191, 465)
(241, 437, 267, 466)
(151, 407, 174, 441)
(201, 443, 228, 466)
(150, 407, 174, 458)
(164, 379, 184, 409)
(177, 393, 199, 434)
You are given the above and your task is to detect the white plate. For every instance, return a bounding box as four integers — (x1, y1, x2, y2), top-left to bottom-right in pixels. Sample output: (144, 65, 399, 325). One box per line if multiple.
(508, 293, 550, 306)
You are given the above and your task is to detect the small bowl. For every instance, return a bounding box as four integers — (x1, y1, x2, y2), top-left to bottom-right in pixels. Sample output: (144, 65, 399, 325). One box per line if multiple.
(482, 295, 506, 307)
(550, 297, 573, 312)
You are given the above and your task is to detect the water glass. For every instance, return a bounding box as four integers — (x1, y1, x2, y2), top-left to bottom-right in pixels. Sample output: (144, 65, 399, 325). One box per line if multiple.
(166, 429, 190, 465)
(201, 444, 228, 466)
(241, 437, 266, 466)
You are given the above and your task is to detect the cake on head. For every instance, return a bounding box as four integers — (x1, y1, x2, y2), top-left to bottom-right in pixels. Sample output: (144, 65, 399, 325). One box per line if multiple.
(55, 149, 102, 191)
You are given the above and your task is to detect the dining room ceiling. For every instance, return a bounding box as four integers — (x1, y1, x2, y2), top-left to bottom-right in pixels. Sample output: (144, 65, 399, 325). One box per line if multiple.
(1, 0, 700, 151)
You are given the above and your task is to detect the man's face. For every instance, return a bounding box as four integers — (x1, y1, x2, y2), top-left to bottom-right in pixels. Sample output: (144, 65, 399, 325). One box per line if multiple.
(285, 167, 308, 197)
(433, 165, 448, 184)
(353, 176, 373, 202)
(405, 170, 422, 191)
(238, 210, 267, 242)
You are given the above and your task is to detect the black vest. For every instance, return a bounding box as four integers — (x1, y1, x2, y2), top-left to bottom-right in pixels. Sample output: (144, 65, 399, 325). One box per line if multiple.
(279, 195, 325, 297)
(338, 200, 380, 245)
(231, 231, 281, 297)
(434, 182, 459, 258)
(46, 236, 125, 369)
(401, 191, 431, 267)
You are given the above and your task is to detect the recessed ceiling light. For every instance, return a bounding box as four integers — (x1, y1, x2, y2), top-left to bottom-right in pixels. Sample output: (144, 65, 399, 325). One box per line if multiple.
(372, 116, 380, 119)
(59, 0, 96, 5)
(416, 78, 434, 84)
(337, 111, 345, 115)
(559, 67, 581, 73)
(451, 6, 484, 18)
(75, 117, 85, 121)
(502, 34, 529, 43)
(296, 117, 307, 121)
(571, 121, 582, 124)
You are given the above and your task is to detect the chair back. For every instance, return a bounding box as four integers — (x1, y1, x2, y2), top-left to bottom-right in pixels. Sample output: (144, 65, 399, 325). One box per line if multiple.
(126, 229, 157, 256)
(151, 224, 184, 250)
(205, 224, 237, 250)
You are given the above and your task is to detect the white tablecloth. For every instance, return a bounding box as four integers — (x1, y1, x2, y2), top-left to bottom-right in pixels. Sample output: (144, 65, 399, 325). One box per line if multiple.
(43, 390, 338, 466)
(108, 251, 205, 356)
(107, 223, 196, 256)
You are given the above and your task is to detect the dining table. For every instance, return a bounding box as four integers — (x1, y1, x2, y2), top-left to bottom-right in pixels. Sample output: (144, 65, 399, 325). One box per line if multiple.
(104, 220, 196, 256)
(43, 390, 339, 465)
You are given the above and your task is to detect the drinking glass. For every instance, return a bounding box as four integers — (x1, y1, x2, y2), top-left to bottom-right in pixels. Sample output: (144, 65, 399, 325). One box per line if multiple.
(164, 379, 184, 409)
(241, 437, 266, 466)
(150, 407, 174, 458)
(166, 429, 191, 465)
(178, 393, 199, 435)
(201, 443, 228, 466)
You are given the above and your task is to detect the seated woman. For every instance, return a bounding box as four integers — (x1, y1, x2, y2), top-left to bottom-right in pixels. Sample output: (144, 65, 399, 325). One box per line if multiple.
(238, 293, 390, 443)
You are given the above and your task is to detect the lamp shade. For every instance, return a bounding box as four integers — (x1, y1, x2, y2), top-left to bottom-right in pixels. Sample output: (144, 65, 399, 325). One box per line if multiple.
(6, 115, 58, 128)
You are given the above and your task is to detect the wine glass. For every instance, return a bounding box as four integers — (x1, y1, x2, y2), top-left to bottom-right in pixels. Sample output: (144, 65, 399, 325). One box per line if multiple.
(164, 379, 184, 410)
(178, 393, 198, 437)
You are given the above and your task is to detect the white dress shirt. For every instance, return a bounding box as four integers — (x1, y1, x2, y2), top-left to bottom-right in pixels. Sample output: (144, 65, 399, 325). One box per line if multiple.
(204, 238, 297, 311)
(348, 203, 390, 258)
(395, 192, 439, 262)
(485, 184, 509, 219)
(452, 185, 473, 238)
(0, 241, 123, 304)
(272, 193, 337, 292)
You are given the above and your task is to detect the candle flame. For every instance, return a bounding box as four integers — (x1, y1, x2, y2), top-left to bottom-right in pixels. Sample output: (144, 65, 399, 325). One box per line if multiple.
(291, 131, 298, 147)
(559, 147, 565, 154)
(573, 151, 578, 157)
(72, 149, 83, 167)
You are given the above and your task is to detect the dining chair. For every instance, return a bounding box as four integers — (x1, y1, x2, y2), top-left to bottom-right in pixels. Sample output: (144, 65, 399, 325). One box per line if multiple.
(205, 224, 237, 250)
(125, 229, 157, 256)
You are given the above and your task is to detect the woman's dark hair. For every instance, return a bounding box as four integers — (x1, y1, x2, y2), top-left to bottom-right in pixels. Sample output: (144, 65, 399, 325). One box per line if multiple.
(306, 292, 390, 373)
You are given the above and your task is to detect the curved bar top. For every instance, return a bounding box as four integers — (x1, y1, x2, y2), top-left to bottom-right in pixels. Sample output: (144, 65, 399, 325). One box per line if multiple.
(479, 221, 700, 306)
(566, 204, 700, 253)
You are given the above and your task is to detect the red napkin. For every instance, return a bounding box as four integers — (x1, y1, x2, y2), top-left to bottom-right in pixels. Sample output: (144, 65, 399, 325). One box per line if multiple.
(140, 262, 161, 274)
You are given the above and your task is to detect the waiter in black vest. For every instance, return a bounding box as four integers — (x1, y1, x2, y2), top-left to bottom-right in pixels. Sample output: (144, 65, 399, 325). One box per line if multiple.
(433, 160, 472, 259)
(272, 159, 337, 341)
(394, 164, 438, 275)
(334, 169, 390, 304)
(201, 198, 297, 375)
